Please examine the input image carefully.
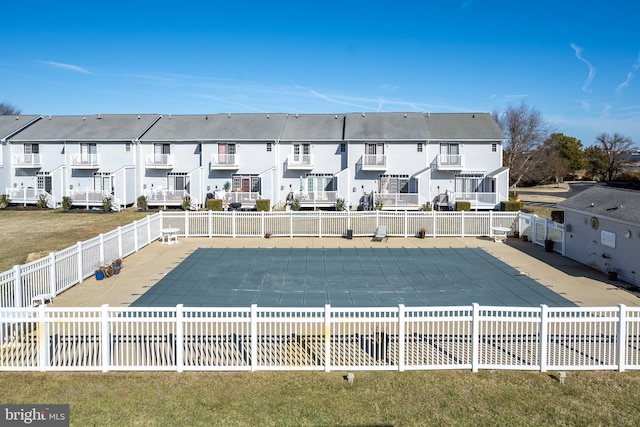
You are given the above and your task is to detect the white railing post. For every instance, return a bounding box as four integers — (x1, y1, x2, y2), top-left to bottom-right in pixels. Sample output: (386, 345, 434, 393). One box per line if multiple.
(318, 211, 322, 238)
(250, 304, 258, 371)
(617, 304, 627, 373)
(324, 304, 331, 372)
(461, 211, 465, 238)
(13, 265, 22, 308)
(145, 215, 151, 247)
(184, 211, 189, 238)
(77, 242, 84, 283)
(539, 304, 548, 372)
(37, 304, 48, 371)
(376, 209, 379, 227)
(489, 210, 494, 235)
(208, 210, 213, 238)
(99, 234, 105, 265)
(232, 211, 237, 238)
(101, 304, 110, 372)
(289, 212, 294, 238)
(49, 253, 57, 298)
(471, 303, 480, 372)
(403, 211, 408, 238)
(432, 211, 436, 237)
(117, 226, 123, 258)
(176, 304, 184, 373)
(398, 304, 405, 372)
(261, 211, 265, 238)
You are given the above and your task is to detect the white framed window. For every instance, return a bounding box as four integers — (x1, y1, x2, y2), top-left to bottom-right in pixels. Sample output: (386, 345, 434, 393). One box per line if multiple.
(379, 174, 409, 193)
(417, 143, 423, 152)
(266, 142, 272, 152)
(340, 143, 346, 153)
(232, 175, 260, 192)
(492, 143, 497, 152)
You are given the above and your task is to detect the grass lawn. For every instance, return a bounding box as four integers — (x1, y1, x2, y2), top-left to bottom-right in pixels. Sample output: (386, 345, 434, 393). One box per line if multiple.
(2, 208, 639, 426)
(2, 370, 640, 426)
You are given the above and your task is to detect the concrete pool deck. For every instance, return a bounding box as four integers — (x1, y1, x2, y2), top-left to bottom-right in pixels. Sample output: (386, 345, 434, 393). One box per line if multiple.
(51, 235, 640, 308)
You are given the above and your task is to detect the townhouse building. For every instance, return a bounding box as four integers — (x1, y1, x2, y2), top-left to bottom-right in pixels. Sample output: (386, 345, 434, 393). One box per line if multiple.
(1, 112, 508, 211)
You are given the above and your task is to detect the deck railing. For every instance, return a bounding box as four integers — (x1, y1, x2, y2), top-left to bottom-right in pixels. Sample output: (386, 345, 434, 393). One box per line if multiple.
(1, 303, 638, 372)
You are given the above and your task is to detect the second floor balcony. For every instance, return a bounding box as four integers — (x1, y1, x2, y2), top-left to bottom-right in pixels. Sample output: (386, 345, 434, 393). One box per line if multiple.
(211, 154, 239, 170)
(145, 153, 174, 168)
(13, 153, 41, 167)
(287, 153, 313, 170)
(361, 154, 387, 171)
(435, 154, 465, 171)
(70, 153, 100, 168)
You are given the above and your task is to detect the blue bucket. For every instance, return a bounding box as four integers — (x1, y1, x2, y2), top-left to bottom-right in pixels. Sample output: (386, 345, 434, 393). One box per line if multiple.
(95, 270, 105, 280)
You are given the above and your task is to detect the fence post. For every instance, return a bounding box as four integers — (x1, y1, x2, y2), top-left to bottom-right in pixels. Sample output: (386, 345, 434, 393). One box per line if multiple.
(289, 211, 294, 238)
(324, 304, 331, 372)
(250, 304, 258, 371)
(471, 303, 480, 372)
(398, 304, 405, 372)
(232, 211, 237, 238)
(431, 211, 436, 237)
(208, 210, 213, 238)
(184, 211, 189, 238)
(176, 304, 184, 373)
(37, 304, 48, 371)
(461, 211, 465, 238)
(117, 226, 123, 258)
(99, 234, 105, 265)
(539, 304, 548, 372)
(77, 242, 84, 283)
(13, 265, 22, 308)
(404, 211, 408, 238)
(261, 211, 265, 238)
(318, 210, 322, 238)
(49, 253, 57, 298)
(617, 304, 627, 373)
(101, 304, 110, 372)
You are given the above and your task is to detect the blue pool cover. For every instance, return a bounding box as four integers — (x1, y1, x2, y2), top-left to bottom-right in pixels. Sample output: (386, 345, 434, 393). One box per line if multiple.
(131, 248, 575, 308)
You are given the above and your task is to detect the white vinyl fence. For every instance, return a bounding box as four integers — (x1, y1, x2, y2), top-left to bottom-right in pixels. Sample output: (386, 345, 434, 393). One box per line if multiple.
(1, 304, 639, 372)
(0, 211, 523, 309)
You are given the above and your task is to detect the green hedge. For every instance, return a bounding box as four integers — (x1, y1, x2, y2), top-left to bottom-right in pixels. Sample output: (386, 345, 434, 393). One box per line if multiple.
(206, 199, 223, 211)
(256, 199, 271, 212)
(500, 201, 523, 211)
(455, 201, 471, 211)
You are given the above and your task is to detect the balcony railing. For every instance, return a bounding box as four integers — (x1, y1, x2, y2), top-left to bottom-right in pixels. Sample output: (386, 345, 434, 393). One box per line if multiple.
(295, 191, 338, 207)
(210, 154, 239, 169)
(224, 191, 260, 209)
(145, 153, 174, 168)
(287, 153, 313, 169)
(361, 154, 387, 170)
(70, 190, 111, 204)
(13, 153, 41, 167)
(454, 192, 501, 207)
(374, 193, 421, 209)
(147, 189, 187, 205)
(5, 187, 47, 204)
(435, 154, 464, 170)
(70, 153, 100, 168)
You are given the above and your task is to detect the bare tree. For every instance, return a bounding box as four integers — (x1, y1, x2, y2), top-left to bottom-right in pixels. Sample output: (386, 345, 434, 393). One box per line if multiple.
(595, 133, 635, 181)
(492, 101, 550, 188)
(0, 102, 21, 115)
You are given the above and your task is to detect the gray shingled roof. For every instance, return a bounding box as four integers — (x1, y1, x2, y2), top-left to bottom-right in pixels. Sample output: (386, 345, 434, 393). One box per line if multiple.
(344, 112, 429, 140)
(0, 115, 41, 140)
(280, 114, 344, 141)
(425, 113, 505, 141)
(8, 114, 161, 141)
(556, 186, 640, 226)
(140, 113, 287, 141)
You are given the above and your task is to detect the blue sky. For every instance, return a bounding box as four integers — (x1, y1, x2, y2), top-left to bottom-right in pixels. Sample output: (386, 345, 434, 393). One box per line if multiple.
(2, 0, 639, 146)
